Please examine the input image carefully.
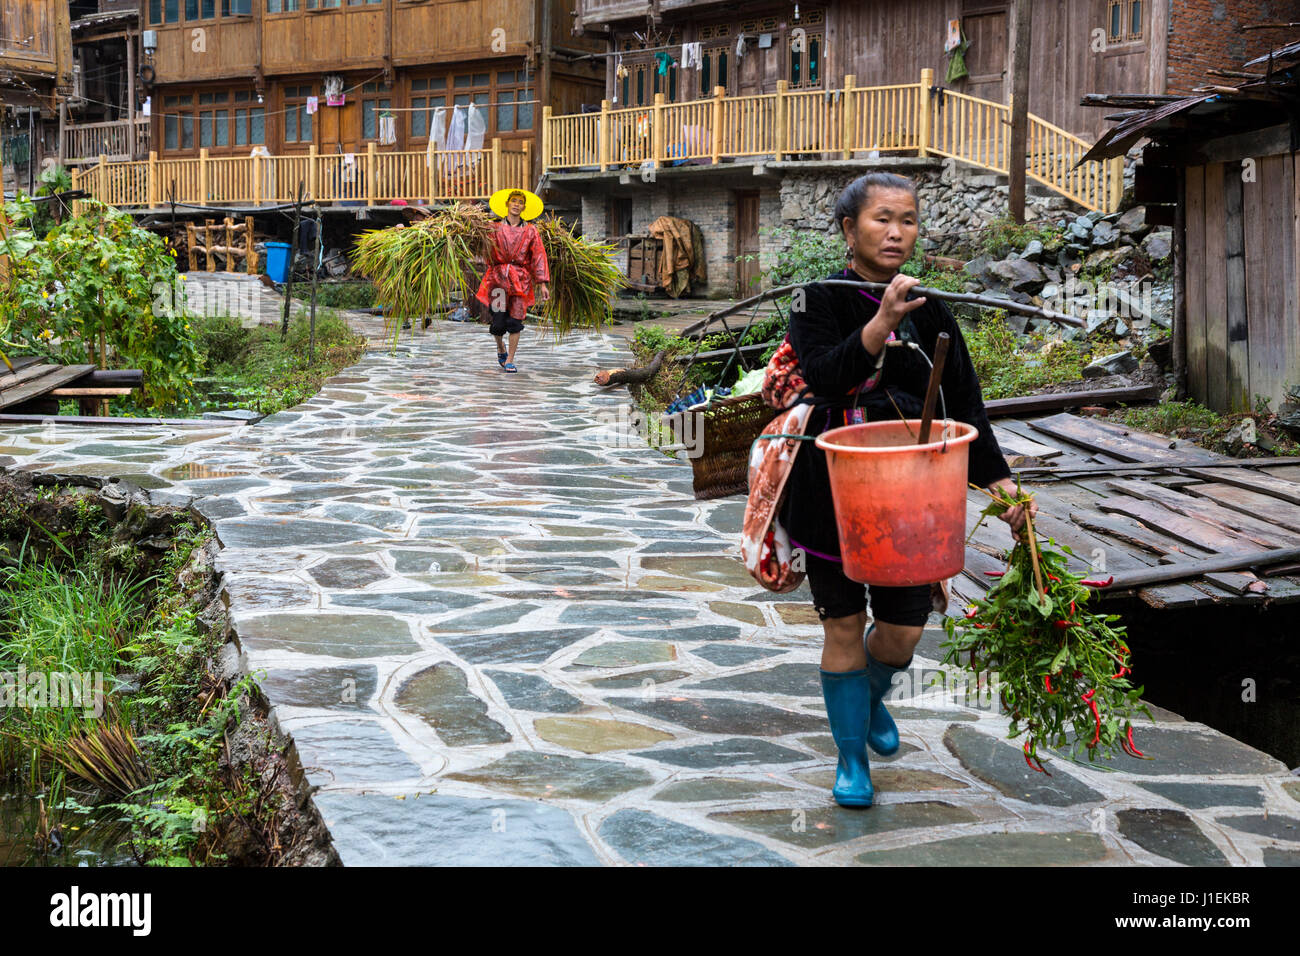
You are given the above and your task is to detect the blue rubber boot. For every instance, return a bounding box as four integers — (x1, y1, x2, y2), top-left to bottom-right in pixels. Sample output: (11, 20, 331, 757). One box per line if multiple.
(819, 668, 874, 808)
(864, 625, 909, 757)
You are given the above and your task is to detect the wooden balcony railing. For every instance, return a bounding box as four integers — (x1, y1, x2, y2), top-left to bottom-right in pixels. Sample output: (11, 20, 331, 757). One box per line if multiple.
(543, 70, 1125, 212)
(70, 139, 533, 209)
(62, 118, 151, 165)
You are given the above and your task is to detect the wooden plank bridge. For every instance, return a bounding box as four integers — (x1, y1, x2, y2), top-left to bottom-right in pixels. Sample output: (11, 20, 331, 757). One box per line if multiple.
(955, 412, 1300, 613)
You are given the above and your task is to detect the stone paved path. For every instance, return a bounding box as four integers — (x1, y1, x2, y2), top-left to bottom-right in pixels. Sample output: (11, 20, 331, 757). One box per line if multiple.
(4, 319, 1299, 866)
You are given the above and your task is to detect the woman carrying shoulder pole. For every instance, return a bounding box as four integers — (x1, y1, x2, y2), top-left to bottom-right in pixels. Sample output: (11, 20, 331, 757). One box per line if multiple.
(785, 172, 1037, 808)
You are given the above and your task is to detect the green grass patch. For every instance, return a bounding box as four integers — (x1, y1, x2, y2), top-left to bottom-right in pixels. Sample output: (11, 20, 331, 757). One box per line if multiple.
(962, 312, 1088, 400)
(291, 280, 377, 311)
(163, 309, 367, 417)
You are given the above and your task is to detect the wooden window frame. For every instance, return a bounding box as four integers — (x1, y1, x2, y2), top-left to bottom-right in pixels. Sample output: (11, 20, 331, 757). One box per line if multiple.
(282, 84, 316, 145)
(159, 87, 263, 156)
(359, 81, 393, 142)
(788, 30, 824, 90)
(1107, 0, 1144, 45)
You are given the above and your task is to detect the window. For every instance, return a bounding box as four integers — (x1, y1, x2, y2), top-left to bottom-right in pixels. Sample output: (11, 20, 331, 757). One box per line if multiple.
(306, 0, 342, 8)
(700, 47, 729, 95)
(266, 0, 298, 10)
(1108, 1, 1143, 42)
(790, 31, 822, 88)
(161, 90, 261, 153)
(347, 0, 382, 4)
(150, 0, 180, 23)
(495, 70, 533, 132)
(283, 85, 315, 143)
(198, 91, 229, 147)
(409, 77, 446, 139)
(223, 0, 252, 14)
(360, 81, 391, 140)
(185, 0, 216, 19)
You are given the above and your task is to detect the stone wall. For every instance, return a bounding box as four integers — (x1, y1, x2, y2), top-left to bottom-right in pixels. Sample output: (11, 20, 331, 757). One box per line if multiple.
(771, 165, 1081, 262)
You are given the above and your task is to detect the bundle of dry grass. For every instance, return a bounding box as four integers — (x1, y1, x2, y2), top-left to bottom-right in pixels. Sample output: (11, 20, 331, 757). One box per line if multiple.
(351, 203, 624, 349)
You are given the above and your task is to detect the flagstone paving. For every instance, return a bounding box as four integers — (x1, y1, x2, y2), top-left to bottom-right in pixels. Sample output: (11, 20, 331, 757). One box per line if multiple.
(3, 318, 1299, 866)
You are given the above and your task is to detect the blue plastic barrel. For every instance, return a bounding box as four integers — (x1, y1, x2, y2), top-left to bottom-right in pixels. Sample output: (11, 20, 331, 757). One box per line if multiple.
(265, 242, 292, 283)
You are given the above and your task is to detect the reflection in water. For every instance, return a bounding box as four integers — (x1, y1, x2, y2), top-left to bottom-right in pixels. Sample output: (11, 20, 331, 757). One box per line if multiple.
(159, 461, 252, 480)
(0, 780, 136, 867)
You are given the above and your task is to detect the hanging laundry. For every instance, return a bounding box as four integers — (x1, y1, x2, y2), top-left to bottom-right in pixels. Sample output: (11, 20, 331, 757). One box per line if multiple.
(465, 103, 486, 151)
(305, 96, 319, 115)
(735, 33, 746, 58)
(681, 42, 703, 69)
(655, 51, 673, 76)
(378, 112, 396, 145)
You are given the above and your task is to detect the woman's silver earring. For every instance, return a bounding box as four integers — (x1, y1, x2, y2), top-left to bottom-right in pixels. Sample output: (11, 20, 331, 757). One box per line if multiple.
(845, 245, 854, 260)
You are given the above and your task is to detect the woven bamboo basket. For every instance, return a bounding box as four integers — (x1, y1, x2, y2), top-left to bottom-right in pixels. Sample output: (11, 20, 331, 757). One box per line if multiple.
(676, 392, 776, 500)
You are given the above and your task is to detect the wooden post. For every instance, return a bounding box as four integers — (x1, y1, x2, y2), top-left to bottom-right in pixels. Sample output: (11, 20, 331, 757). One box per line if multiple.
(147, 150, 159, 208)
(598, 99, 610, 171)
(652, 92, 666, 169)
(1109, 155, 1124, 212)
(199, 147, 210, 205)
(841, 74, 856, 159)
(1008, 0, 1033, 223)
(542, 105, 553, 169)
(308, 144, 319, 201)
(522, 139, 532, 186)
(366, 141, 377, 206)
(97, 154, 107, 202)
(245, 216, 256, 275)
(491, 136, 502, 191)
(918, 68, 933, 158)
(205, 219, 216, 272)
(126, 33, 136, 132)
(252, 151, 263, 207)
(186, 221, 198, 270)
(711, 86, 724, 164)
(224, 217, 234, 271)
(774, 80, 788, 162)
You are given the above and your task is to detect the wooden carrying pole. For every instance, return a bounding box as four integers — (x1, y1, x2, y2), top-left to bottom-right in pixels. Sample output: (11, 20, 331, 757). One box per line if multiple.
(917, 333, 950, 444)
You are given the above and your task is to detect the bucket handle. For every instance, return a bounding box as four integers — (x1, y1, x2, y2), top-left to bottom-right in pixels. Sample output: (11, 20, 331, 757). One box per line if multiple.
(895, 340, 949, 450)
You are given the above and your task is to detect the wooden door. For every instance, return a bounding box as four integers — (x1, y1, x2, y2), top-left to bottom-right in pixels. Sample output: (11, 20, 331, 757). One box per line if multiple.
(735, 191, 760, 297)
(961, 7, 1008, 105)
(318, 99, 362, 201)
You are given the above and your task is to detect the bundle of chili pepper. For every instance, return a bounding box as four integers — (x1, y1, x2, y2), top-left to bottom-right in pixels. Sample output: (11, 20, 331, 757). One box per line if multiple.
(941, 482, 1152, 773)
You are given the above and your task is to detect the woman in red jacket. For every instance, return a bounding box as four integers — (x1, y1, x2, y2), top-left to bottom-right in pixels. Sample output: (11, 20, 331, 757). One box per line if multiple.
(787, 172, 1035, 808)
(477, 188, 550, 373)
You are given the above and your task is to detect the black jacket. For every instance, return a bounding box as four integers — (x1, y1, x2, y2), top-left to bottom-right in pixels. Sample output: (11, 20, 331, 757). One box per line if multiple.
(779, 269, 1011, 559)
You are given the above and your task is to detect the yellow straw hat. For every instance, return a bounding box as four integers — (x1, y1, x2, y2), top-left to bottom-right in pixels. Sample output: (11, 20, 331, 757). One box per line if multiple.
(489, 188, 544, 221)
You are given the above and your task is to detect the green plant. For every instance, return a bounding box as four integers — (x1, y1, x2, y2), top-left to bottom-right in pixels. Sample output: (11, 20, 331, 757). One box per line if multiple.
(0, 200, 200, 409)
(978, 216, 1065, 260)
(962, 312, 1086, 399)
(943, 484, 1151, 770)
(765, 227, 845, 286)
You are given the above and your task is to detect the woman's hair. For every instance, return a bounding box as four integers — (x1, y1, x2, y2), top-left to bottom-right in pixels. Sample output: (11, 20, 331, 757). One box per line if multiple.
(832, 173, 920, 230)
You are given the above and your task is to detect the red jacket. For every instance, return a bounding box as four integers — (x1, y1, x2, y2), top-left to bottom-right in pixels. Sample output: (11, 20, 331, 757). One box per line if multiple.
(475, 220, 550, 321)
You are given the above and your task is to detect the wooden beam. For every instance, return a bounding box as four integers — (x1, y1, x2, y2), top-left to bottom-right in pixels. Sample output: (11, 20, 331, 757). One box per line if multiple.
(1105, 546, 1300, 590)
(984, 384, 1162, 418)
(47, 388, 134, 397)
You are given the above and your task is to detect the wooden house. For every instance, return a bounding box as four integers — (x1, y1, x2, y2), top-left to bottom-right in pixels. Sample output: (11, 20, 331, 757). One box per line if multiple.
(0, 0, 73, 193)
(66, 0, 604, 208)
(1084, 34, 1300, 415)
(546, 0, 1300, 296)
(61, 1, 151, 167)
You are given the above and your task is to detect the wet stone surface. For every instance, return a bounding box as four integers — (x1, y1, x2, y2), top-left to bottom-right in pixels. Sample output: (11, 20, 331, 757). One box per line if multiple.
(1115, 809, 1228, 866)
(395, 663, 511, 746)
(5, 319, 1292, 867)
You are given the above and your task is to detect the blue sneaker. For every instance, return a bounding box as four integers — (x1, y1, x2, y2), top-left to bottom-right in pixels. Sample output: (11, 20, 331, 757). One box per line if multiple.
(497, 351, 508, 365)
(502, 362, 518, 373)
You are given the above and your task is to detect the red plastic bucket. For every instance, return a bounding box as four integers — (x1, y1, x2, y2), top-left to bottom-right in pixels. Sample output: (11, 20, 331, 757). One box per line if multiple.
(815, 419, 978, 586)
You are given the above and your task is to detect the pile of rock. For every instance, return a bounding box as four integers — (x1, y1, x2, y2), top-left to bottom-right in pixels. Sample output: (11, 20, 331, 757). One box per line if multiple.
(960, 207, 1174, 346)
